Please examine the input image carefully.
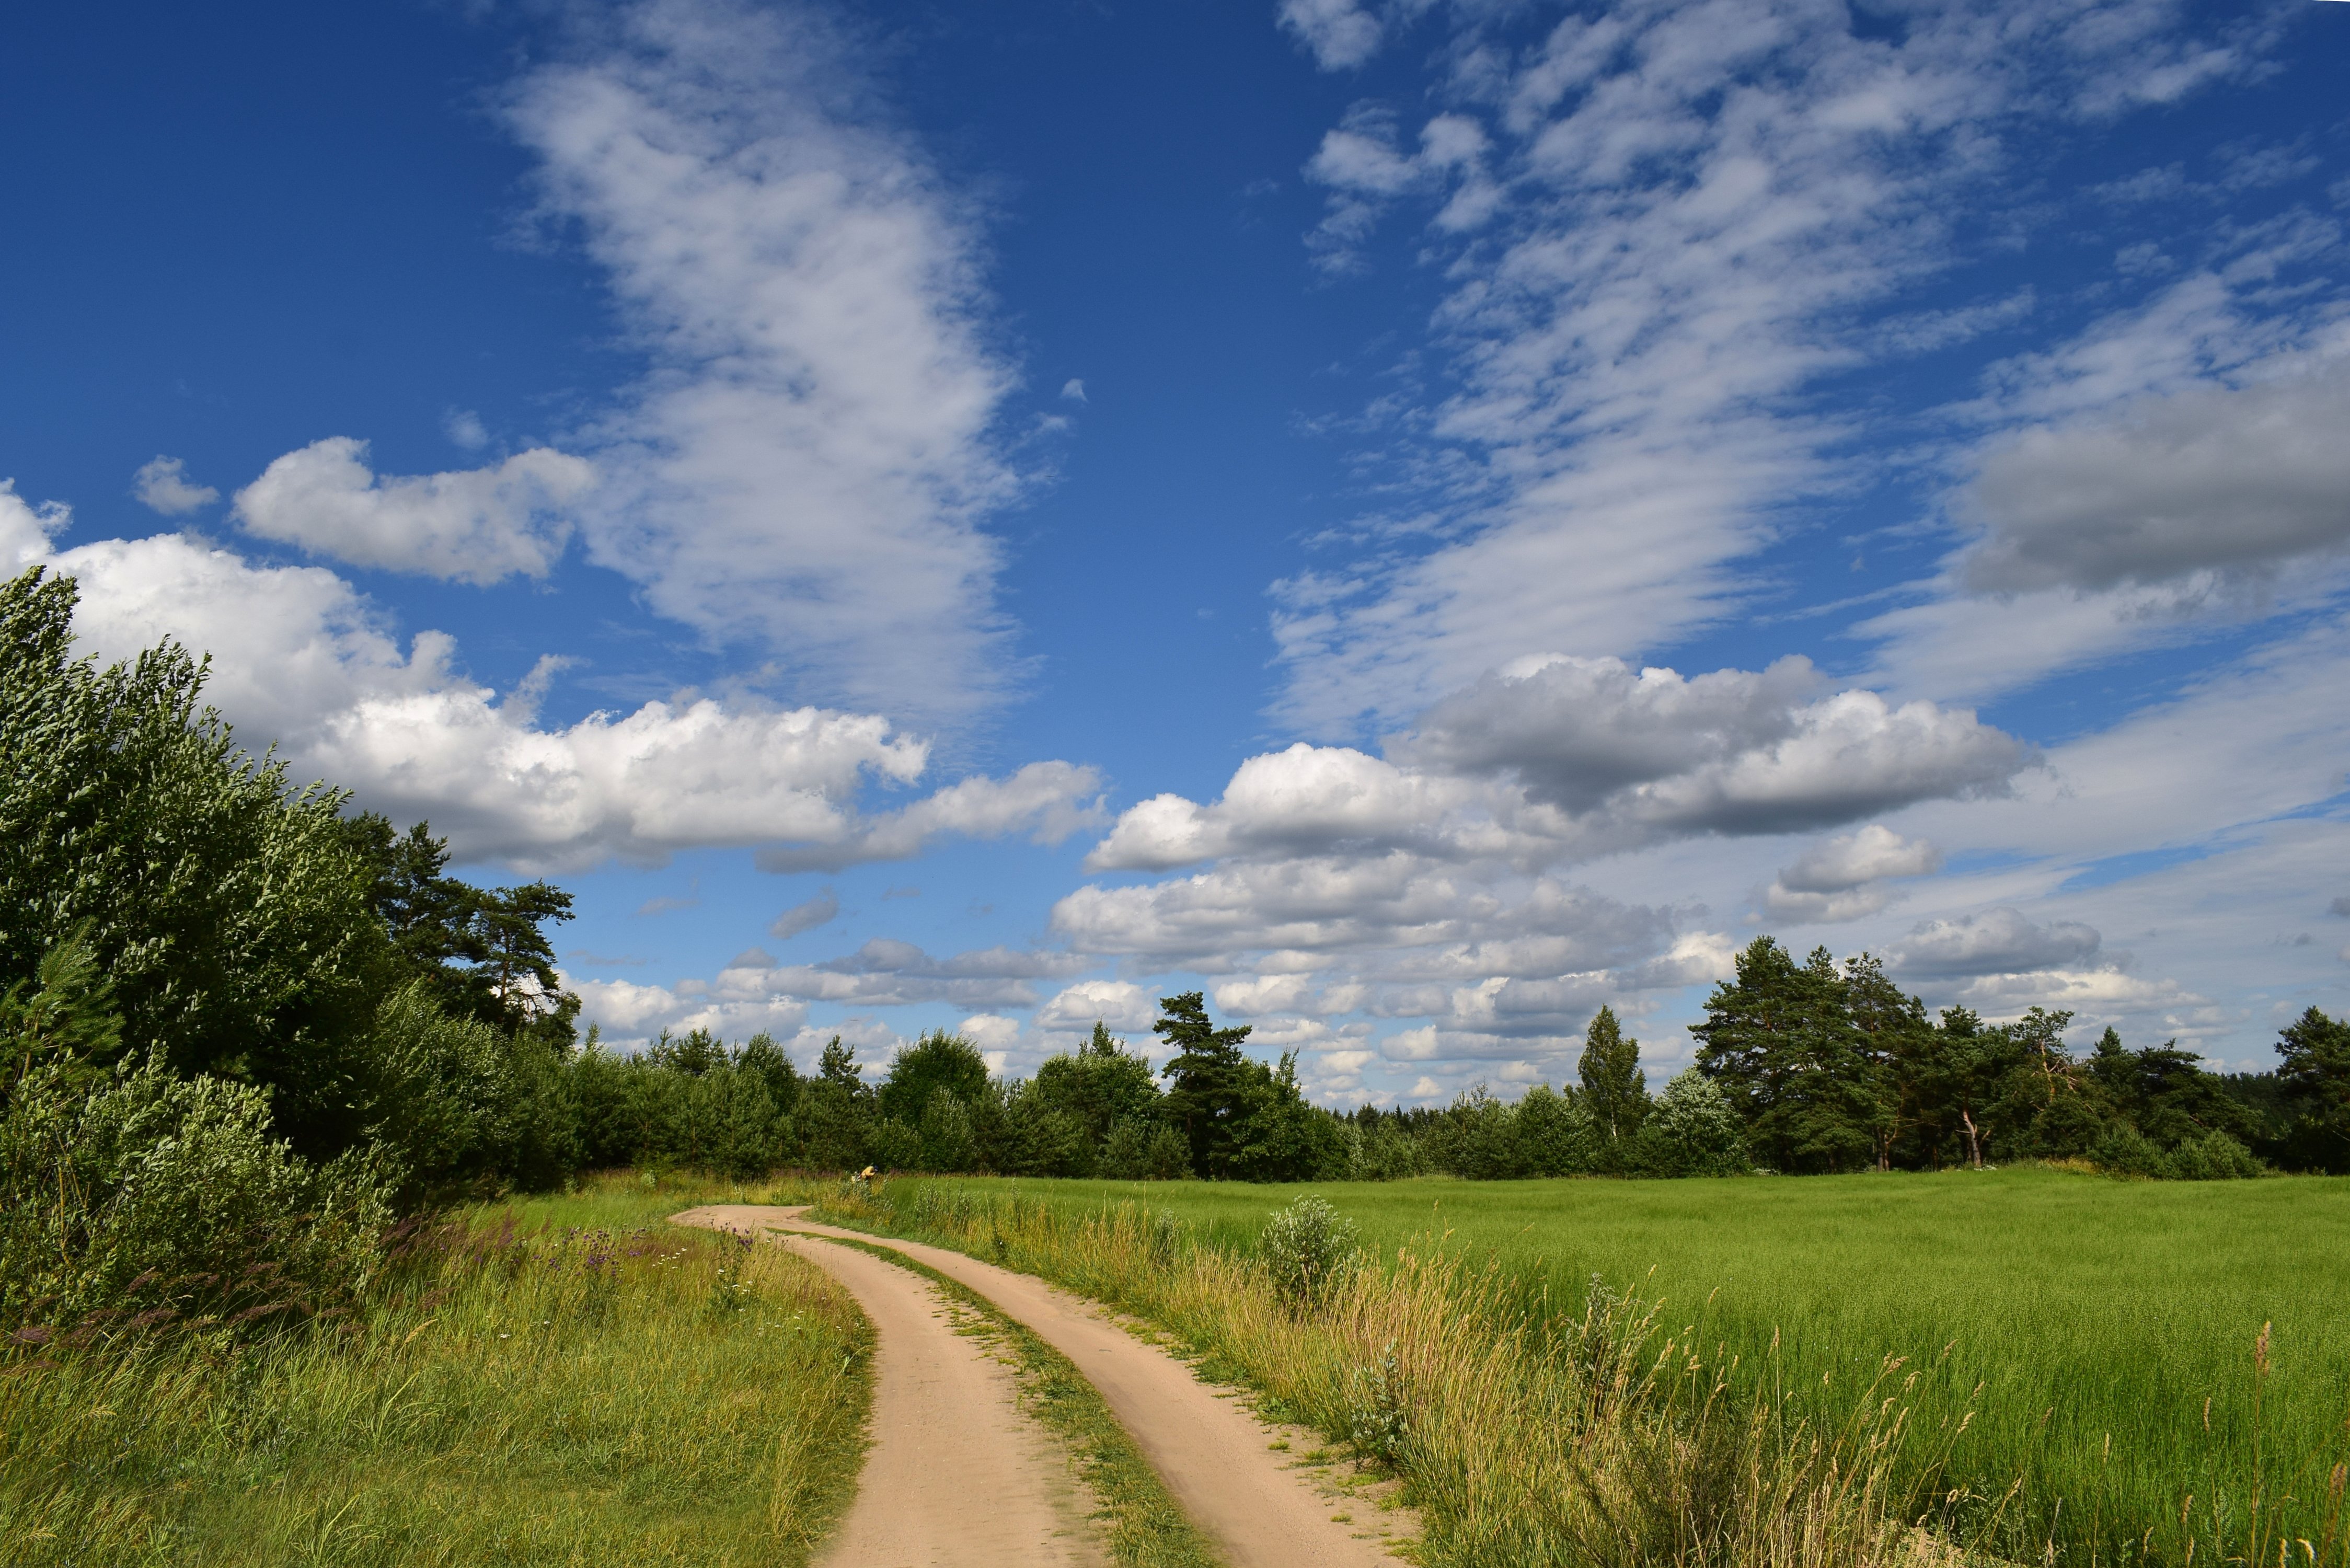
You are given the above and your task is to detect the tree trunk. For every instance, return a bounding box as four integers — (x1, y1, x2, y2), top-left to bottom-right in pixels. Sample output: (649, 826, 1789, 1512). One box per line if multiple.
(1961, 1107, 1983, 1169)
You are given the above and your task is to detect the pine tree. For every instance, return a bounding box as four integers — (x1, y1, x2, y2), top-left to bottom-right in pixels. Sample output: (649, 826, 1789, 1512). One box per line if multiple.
(1155, 991, 1254, 1178)
(1690, 939, 1879, 1173)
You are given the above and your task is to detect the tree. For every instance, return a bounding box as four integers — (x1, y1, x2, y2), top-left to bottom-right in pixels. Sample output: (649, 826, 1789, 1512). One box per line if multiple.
(1577, 1005, 1649, 1169)
(798, 1035, 873, 1170)
(1634, 1069, 1749, 1177)
(1842, 954, 1932, 1170)
(877, 1031, 992, 1126)
(2275, 1007, 2350, 1172)
(1, 566, 388, 1157)
(1156, 992, 1257, 1178)
(1690, 939, 1879, 1173)
(1032, 1021, 1165, 1155)
(335, 814, 580, 1045)
(1517, 1082, 1597, 1176)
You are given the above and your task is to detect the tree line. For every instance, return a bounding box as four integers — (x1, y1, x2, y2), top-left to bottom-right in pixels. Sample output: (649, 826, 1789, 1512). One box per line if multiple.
(7, 560, 2347, 1345)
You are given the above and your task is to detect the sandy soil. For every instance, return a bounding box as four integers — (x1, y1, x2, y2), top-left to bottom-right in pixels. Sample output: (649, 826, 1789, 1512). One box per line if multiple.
(681, 1218, 1107, 1567)
(676, 1204, 1413, 1568)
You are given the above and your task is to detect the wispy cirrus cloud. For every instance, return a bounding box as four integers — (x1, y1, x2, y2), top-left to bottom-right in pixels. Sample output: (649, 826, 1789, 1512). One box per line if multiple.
(505, 0, 1031, 724)
(1274, 0, 2286, 735)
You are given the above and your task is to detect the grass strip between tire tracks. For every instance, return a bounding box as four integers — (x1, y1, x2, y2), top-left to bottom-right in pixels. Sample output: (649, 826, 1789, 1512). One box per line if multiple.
(825, 1237, 1228, 1568)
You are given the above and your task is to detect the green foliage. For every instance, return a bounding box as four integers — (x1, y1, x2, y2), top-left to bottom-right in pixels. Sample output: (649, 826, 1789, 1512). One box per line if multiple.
(876, 1029, 992, 1125)
(1258, 1193, 1361, 1312)
(1630, 1068, 1748, 1177)
(1692, 939, 1883, 1172)
(333, 813, 580, 1046)
(0, 1052, 395, 1336)
(1576, 1006, 1648, 1163)
(367, 981, 577, 1196)
(1, 566, 389, 1158)
(1031, 1021, 1163, 1148)
(2275, 1006, 2350, 1171)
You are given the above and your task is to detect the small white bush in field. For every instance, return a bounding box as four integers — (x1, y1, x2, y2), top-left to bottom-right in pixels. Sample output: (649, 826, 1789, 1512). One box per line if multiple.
(1260, 1194, 1360, 1312)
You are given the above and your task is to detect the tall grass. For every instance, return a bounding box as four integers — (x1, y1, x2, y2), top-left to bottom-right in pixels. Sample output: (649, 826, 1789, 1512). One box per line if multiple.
(1, 1173, 870, 1566)
(838, 1169, 2350, 1568)
(804, 1179, 2003, 1568)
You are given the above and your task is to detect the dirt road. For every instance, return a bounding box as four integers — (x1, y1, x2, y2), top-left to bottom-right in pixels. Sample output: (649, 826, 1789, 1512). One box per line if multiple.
(676, 1204, 1409, 1568)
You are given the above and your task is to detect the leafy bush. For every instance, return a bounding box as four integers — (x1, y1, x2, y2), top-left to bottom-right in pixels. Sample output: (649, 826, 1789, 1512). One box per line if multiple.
(1632, 1069, 1749, 1177)
(1260, 1193, 1361, 1313)
(1354, 1119, 1427, 1180)
(2167, 1129, 2265, 1180)
(1, 1054, 395, 1337)
(1, 568, 388, 1160)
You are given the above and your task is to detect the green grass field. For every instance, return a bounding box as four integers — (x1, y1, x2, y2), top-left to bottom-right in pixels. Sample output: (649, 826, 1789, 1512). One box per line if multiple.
(863, 1166, 2350, 1564)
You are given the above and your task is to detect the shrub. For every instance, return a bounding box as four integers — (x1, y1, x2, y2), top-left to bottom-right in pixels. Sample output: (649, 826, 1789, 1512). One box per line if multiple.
(2167, 1128, 2266, 1181)
(867, 1117, 923, 1172)
(1260, 1194, 1361, 1313)
(2091, 1122, 2171, 1178)
(1632, 1069, 1749, 1177)
(0, 567, 388, 1161)
(0, 1054, 395, 1336)
(1355, 1120, 1427, 1180)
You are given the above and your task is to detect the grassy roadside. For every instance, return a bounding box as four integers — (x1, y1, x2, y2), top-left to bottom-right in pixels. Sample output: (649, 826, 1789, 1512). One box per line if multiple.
(825, 1237, 1227, 1568)
(787, 1177, 1980, 1568)
(799, 1171, 2350, 1568)
(2, 1173, 871, 1567)
(789, 1174, 2350, 1568)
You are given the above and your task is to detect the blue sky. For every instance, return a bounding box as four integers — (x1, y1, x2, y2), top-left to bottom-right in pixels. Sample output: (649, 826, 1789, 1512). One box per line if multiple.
(6, 0, 2347, 1099)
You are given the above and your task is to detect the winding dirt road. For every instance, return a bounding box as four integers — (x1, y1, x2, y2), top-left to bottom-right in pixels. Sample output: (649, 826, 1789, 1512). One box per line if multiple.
(675, 1204, 1410, 1568)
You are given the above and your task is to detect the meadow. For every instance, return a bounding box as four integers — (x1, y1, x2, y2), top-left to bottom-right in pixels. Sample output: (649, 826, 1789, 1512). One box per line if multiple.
(813, 1165, 2350, 1568)
(1, 1174, 869, 1567)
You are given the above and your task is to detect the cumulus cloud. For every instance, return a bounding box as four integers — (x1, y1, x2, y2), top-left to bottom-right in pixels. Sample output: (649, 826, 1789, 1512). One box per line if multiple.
(41, 529, 1093, 874)
(505, 0, 1026, 722)
(132, 456, 218, 516)
(1031, 979, 1160, 1040)
(233, 437, 595, 584)
(769, 889, 840, 939)
(1, 481, 67, 569)
(1089, 657, 2025, 878)
(755, 761, 1105, 874)
(1765, 826, 1943, 924)
(1962, 361, 2350, 593)
(1893, 907, 2103, 978)
(1402, 655, 2027, 834)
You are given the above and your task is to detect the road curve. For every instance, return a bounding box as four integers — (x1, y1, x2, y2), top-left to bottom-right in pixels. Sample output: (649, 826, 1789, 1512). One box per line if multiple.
(703, 1224, 1106, 1567)
(675, 1203, 1410, 1568)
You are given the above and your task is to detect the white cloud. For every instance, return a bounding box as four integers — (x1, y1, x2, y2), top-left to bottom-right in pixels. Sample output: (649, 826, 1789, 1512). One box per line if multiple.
(1893, 907, 2102, 978)
(1088, 657, 2024, 879)
(1277, 0, 1386, 71)
(233, 437, 595, 584)
(769, 889, 840, 940)
(1032, 979, 1160, 1040)
(754, 761, 1105, 873)
(131, 456, 218, 516)
(1276, 0, 2277, 734)
(41, 529, 1096, 874)
(1059, 378, 1086, 402)
(1, 481, 67, 569)
(505, 0, 1026, 723)
(442, 409, 490, 451)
